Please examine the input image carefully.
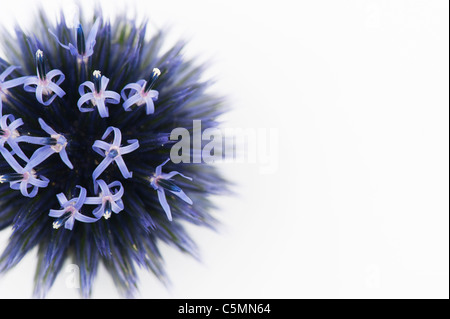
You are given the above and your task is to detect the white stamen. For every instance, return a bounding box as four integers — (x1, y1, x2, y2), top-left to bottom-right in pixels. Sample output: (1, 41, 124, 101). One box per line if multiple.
(153, 68, 161, 76)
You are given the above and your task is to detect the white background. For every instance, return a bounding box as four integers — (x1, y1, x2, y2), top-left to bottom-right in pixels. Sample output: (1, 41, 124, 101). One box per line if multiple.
(0, 0, 448, 298)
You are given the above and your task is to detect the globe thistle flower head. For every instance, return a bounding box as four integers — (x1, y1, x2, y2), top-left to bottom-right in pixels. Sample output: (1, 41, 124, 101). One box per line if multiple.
(0, 4, 228, 298)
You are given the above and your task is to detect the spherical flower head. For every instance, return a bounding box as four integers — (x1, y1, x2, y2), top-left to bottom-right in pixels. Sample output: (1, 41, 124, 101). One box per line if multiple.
(0, 5, 228, 298)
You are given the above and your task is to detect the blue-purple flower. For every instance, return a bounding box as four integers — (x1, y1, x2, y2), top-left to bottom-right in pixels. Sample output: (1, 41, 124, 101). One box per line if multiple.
(23, 50, 66, 106)
(18, 118, 73, 170)
(0, 146, 49, 197)
(49, 186, 98, 230)
(121, 68, 160, 115)
(92, 126, 139, 183)
(85, 179, 124, 219)
(78, 70, 120, 118)
(0, 113, 28, 161)
(0, 6, 227, 299)
(50, 18, 100, 63)
(150, 159, 193, 221)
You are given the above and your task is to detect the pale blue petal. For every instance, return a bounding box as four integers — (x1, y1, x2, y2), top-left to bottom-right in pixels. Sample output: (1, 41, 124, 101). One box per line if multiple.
(0, 146, 23, 172)
(84, 196, 102, 205)
(7, 140, 29, 162)
(92, 140, 110, 156)
(15, 136, 52, 145)
(0, 66, 18, 82)
(109, 181, 124, 201)
(156, 158, 171, 176)
(100, 75, 109, 92)
(1, 114, 12, 127)
(46, 69, 65, 85)
(162, 171, 193, 181)
(102, 126, 121, 146)
(47, 81, 66, 98)
(65, 216, 75, 230)
(1, 77, 27, 90)
(92, 156, 113, 182)
(59, 149, 73, 169)
(7, 118, 23, 131)
(157, 188, 172, 221)
(145, 96, 155, 115)
(74, 212, 98, 223)
(9, 182, 20, 190)
(49, 209, 66, 218)
(95, 98, 109, 118)
(122, 93, 142, 111)
(35, 85, 45, 104)
(86, 18, 100, 52)
(136, 80, 146, 87)
(27, 185, 39, 198)
(19, 181, 32, 197)
(25, 146, 54, 170)
(103, 90, 120, 103)
(36, 85, 58, 106)
(91, 204, 104, 219)
(38, 118, 57, 135)
(119, 139, 139, 155)
(115, 156, 132, 179)
(74, 186, 87, 210)
(56, 192, 68, 206)
(95, 179, 109, 195)
(69, 44, 79, 56)
(23, 76, 39, 92)
(48, 29, 72, 51)
(148, 90, 159, 100)
(29, 175, 49, 188)
(121, 82, 142, 100)
(169, 188, 193, 205)
(78, 81, 95, 95)
(111, 199, 123, 213)
(77, 92, 95, 112)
